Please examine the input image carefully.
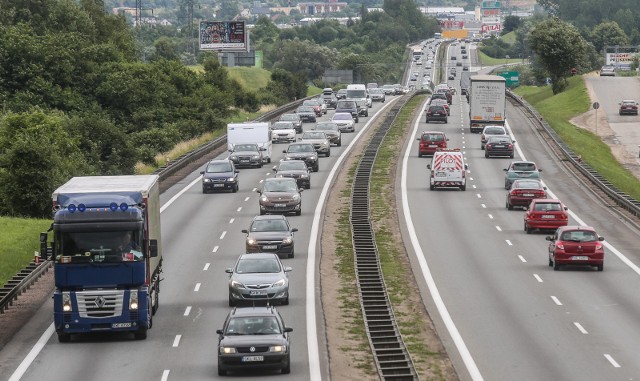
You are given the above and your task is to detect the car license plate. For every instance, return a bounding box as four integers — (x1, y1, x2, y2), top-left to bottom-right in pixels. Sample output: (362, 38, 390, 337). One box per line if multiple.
(571, 256, 588, 260)
(436, 171, 446, 177)
(213, 184, 224, 187)
(523, 193, 534, 197)
(263, 245, 277, 250)
(242, 356, 264, 362)
(274, 203, 286, 207)
(249, 290, 268, 296)
(112, 323, 132, 328)
(494, 145, 504, 148)
(541, 215, 555, 219)
(240, 160, 249, 163)
(428, 144, 437, 147)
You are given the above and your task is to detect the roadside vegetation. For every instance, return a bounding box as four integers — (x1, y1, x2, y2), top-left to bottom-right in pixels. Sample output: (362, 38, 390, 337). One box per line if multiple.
(514, 76, 640, 201)
(0, 218, 51, 287)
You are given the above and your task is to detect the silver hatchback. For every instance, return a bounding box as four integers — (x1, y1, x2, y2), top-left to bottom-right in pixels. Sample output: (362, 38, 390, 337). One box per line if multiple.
(226, 253, 292, 306)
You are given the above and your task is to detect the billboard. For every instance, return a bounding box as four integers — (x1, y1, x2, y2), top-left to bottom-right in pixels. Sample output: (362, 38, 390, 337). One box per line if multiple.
(199, 21, 248, 51)
(606, 52, 638, 69)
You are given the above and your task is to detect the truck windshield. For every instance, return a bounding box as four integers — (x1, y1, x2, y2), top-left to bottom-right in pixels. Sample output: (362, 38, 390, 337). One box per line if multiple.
(346, 90, 366, 99)
(56, 231, 144, 263)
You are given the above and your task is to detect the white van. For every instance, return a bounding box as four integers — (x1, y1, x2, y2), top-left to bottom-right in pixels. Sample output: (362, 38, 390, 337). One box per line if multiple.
(227, 122, 273, 163)
(426, 149, 468, 191)
(346, 84, 372, 108)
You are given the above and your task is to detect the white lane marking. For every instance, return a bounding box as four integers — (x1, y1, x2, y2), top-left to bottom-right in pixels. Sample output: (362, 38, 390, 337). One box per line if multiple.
(259, 179, 264, 183)
(237, 207, 242, 212)
(604, 354, 621, 368)
(7, 325, 55, 381)
(194, 283, 201, 292)
(496, 226, 502, 232)
(172, 335, 181, 347)
(160, 176, 201, 213)
(472, 185, 477, 189)
(574, 322, 588, 334)
(401, 96, 484, 380)
(184, 306, 192, 316)
(161, 370, 170, 381)
(252, 187, 257, 192)
(518, 255, 526, 263)
(551, 296, 563, 306)
(212, 246, 219, 253)
(229, 218, 235, 224)
(203, 263, 210, 271)
(533, 274, 543, 283)
(220, 231, 227, 240)
(244, 197, 250, 202)
(470, 177, 474, 181)
(476, 194, 482, 199)
(488, 214, 493, 219)
(481, 204, 486, 208)
(505, 240, 513, 246)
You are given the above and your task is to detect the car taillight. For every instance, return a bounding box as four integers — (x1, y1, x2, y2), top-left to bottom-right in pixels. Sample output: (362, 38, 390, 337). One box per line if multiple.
(556, 243, 564, 250)
(560, 213, 568, 220)
(481, 133, 486, 140)
(486, 144, 492, 149)
(508, 144, 513, 149)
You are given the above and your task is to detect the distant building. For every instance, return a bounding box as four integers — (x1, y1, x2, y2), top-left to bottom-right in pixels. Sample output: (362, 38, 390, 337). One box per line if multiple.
(298, 2, 348, 15)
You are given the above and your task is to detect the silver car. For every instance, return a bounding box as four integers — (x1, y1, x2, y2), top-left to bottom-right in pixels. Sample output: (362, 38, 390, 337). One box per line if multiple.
(331, 112, 355, 133)
(314, 122, 342, 146)
(271, 121, 296, 143)
(226, 253, 292, 306)
(300, 131, 331, 157)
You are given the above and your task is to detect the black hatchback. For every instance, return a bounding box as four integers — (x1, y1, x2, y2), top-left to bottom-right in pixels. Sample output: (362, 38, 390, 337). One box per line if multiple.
(201, 159, 239, 193)
(425, 105, 448, 123)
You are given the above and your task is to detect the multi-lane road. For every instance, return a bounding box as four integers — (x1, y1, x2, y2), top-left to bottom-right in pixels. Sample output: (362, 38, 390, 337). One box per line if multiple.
(2, 40, 640, 381)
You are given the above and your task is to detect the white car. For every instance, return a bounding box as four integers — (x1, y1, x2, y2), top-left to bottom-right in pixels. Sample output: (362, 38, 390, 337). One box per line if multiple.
(331, 112, 355, 133)
(271, 121, 297, 143)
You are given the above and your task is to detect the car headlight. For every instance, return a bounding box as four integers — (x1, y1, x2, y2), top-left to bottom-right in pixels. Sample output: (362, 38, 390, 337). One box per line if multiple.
(282, 237, 293, 244)
(228, 177, 236, 182)
(129, 290, 139, 310)
(62, 292, 72, 312)
(252, 155, 260, 159)
(220, 347, 237, 354)
(260, 195, 268, 202)
(276, 174, 284, 178)
(272, 279, 286, 287)
(203, 178, 211, 183)
(300, 174, 309, 179)
(247, 238, 256, 245)
(230, 280, 245, 289)
(292, 194, 300, 201)
(269, 345, 286, 353)
(311, 155, 318, 161)
(230, 155, 237, 161)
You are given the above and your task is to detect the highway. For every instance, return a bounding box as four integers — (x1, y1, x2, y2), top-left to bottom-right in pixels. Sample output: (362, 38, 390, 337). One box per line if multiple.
(0, 95, 400, 381)
(400, 42, 640, 380)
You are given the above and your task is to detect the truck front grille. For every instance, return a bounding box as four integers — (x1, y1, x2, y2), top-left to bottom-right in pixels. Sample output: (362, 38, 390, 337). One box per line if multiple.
(77, 290, 124, 318)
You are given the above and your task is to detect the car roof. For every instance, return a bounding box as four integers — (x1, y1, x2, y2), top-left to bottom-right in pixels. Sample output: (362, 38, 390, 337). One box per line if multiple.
(531, 198, 561, 203)
(251, 214, 287, 222)
(264, 177, 297, 183)
(228, 305, 280, 318)
(208, 159, 232, 164)
(556, 225, 596, 233)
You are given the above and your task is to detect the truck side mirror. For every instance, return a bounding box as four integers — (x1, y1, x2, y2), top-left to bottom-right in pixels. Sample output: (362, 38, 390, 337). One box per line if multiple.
(40, 232, 49, 261)
(149, 239, 159, 258)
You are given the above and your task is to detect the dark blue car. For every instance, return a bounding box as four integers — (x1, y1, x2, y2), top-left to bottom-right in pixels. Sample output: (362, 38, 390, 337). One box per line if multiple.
(201, 159, 239, 193)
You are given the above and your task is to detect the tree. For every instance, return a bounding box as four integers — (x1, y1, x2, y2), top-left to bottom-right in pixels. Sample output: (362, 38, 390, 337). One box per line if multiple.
(270, 38, 339, 80)
(590, 21, 629, 53)
(502, 16, 522, 34)
(529, 17, 587, 94)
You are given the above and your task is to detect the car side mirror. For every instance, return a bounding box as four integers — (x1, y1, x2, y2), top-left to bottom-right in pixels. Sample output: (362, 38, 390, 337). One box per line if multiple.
(416, 138, 421, 141)
(282, 150, 287, 153)
(241, 229, 248, 234)
(273, 166, 277, 172)
(598, 237, 605, 241)
(512, 140, 516, 143)
(225, 268, 233, 274)
(284, 266, 293, 272)
(284, 327, 293, 333)
(427, 164, 431, 169)
(503, 168, 508, 172)
(564, 207, 568, 210)
(543, 186, 547, 190)
(256, 189, 262, 194)
(299, 188, 304, 193)
(538, 169, 542, 172)
(216, 329, 223, 335)
(200, 171, 205, 175)
(545, 236, 552, 241)
(228, 149, 233, 152)
(291, 228, 298, 233)
(464, 164, 469, 170)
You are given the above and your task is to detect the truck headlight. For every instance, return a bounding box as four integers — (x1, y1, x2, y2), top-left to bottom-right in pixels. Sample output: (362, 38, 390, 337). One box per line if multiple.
(62, 292, 72, 312)
(220, 347, 237, 354)
(129, 290, 139, 310)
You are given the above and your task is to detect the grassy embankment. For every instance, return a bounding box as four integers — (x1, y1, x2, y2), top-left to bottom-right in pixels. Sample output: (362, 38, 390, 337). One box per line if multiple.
(513, 76, 640, 201)
(334, 95, 448, 379)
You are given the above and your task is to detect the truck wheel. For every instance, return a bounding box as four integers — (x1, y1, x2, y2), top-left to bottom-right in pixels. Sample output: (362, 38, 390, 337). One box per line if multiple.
(134, 327, 148, 340)
(152, 287, 159, 315)
(57, 332, 71, 343)
(460, 184, 466, 191)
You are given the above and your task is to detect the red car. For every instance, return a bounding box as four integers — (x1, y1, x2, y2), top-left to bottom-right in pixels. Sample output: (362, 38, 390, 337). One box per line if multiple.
(505, 179, 547, 210)
(524, 199, 568, 234)
(416, 131, 448, 157)
(618, 100, 638, 115)
(546, 226, 604, 271)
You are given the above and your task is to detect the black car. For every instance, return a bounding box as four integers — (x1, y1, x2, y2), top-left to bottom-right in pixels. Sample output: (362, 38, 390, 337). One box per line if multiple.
(335, 100, 359, 123)
(425, 105, 448, 123)
(217, 306, 293, 375)
(242, 215, 298, 258)
(336, 89, 347, 99)
(200, 159, 239, 193)
(355, 99, 369, 117)
(296, 106, 317, 123)
(282, 142, 319, 172)
(485, 136, 515, 158)
(278, 113, 303, 133)
(228, 143, 264, 168)
(273, 160, 311, 189)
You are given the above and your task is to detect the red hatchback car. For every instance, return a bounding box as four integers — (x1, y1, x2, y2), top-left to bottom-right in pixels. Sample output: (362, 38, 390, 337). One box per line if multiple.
(546, 226, 605, 271)
(416, 131, 448, 157)
(524, 199, 568, 234)
(506, 179, 547, 210)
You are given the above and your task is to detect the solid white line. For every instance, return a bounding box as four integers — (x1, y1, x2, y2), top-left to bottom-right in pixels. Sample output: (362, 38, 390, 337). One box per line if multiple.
(161, 370, 170, 381)
(401, 96, 484, 380)
(604, 354, 621, 368)
(203, 263, 210, 271)
(194, 283, 201, 292)
(496, 226, 502, 232)
(160, 176, 201, 213)
(505, 240, 512, 246)
(533, 274, 543, 283)
(184, 306, 192, 316)
(574, 322, 588, 334)
(518, 255, 526, 263)
(229, 218, 234, 224)
(220, 231, 227, 240)
(212, 246, 219, 253)
(172, 335, 181, 347)
(7, 324, 55, 381)
(306, 98, 400, 381)
(551, 296, 563, 306)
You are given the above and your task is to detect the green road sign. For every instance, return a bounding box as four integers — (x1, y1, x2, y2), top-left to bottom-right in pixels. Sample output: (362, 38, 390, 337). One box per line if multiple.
(498, 71, 519, 87)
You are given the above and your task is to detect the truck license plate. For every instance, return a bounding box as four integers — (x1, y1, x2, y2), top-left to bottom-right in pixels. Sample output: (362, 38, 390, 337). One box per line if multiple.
(571, 256, 588, 261)
(242, 356, 264, 362)
(263, 245, 277, 250)
(112, 323, 132, 328)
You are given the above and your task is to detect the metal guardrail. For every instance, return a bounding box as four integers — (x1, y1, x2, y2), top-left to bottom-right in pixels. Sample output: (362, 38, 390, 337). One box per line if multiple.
(350, 94, 418, 380)
(507, 91, 640, 218)
(0, 261, 51, 313)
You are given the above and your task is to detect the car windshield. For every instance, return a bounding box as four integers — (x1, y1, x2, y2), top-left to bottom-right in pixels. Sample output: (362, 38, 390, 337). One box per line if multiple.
(303, 132, 325, 139)
(338, 101, 356, 108)
(278, 161, 307, 171)
(288, 144, 314, 153)
(333, 114, 351, 121)
(250, 219, 289, 232)
(272, 122, 293, 130)
(236, 257, 281, 274)
(423, 134, 444, 141)
(263, 180, 298, 192)
(485, 127, 506, 134)
(225, 316, 281, 335)
(315, 123, 337, 131)
(206, 162, 232, 173)
(298, 107, 313, 113)
(512, 162, 536, 171)
(234, 144, 258, 152)
(560, 230, 598, 242)
(534, 202, 562, 211)
(280, 114, 298, 122)
(513, 180, 542, 189)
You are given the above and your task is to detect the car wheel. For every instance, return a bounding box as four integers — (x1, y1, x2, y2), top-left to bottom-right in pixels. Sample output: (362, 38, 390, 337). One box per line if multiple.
(553, 261, 560, 271)
(218, 367, 226, 376)
(232, 183, 238, 193)
(289, 249, 294, 259)
(337, 139, 342, 147)
(314, 165, 319, 172)
(259, 209, 265, 216)
(228, 294, 236, 307)
(326, 150, 331, 157)
(202, 188, 208, 194)
(355, 117, 359, 123)
(430, 184, 435, 191)
(444, 118, 448, 123)
(258, 162, 263, 168)
(525, 224, 532, 234)
(296, 209, 301, 216)
(282, 360, 291, 374)
(425, 118, 430, 123)
(485, 151, 489, 158)
(597, 264, 604, 271)
(306, 182, 311, 189)
(418, 152, 423, 158)
(507, 201, 513, 210)
(481, 144, 485, 150)
(510, 153, 514, 158)
(282, 296, 289, 306)
(505, 180, 510, 190)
